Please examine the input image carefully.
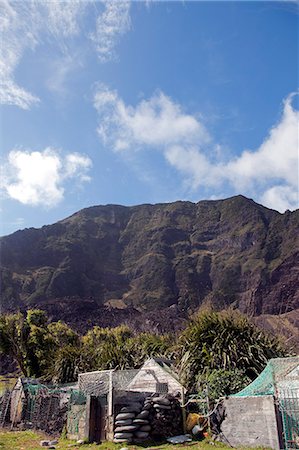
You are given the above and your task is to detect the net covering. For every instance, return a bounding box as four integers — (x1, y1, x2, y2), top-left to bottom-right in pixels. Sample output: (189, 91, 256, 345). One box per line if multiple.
(233, 357, 299, 397)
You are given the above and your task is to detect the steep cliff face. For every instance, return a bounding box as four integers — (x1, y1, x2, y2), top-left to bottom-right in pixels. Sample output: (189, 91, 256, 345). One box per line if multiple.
(1, 195, 298, 320)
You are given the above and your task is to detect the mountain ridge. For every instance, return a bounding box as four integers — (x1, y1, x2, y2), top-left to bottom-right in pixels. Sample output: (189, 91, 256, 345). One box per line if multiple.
(1, 195, 298, 327)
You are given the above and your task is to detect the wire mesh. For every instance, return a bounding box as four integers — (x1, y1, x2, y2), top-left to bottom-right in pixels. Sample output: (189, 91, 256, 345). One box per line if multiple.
(233, 357, 299, 397)
(278, 387, 299, 449)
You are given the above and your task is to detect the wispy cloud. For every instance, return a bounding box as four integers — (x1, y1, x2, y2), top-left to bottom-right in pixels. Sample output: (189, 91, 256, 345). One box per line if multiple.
(93, 85, 299, 212)
(0, 1, 132, 109)
(0, 148, 92, 207)
(90, 1, 131, 62)
(0, 0, 40, 109)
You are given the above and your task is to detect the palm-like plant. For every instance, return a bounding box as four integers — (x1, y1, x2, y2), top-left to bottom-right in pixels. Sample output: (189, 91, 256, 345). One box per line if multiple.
(176, 309, 287, 390)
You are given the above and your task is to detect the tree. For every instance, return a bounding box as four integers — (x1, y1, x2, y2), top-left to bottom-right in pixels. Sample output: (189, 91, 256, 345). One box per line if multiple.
(0, 310, 81, 380)
(81, 325, 134, 371)
(196, 368, 251, 401)
(0, 310, 51, 377)
(125, 333, 173, 367)
(176, 309, 287, 390)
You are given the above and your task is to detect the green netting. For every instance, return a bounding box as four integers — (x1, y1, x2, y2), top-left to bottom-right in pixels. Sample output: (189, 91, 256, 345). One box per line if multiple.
(67, 390, 87, 439)
(69, 389, 86, 406)
(233, 357, 299, 397)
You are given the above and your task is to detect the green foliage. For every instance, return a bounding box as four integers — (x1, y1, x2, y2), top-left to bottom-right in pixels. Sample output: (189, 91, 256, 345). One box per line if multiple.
(48, 345, 81, 384)
(0, 310, 80, 380)
(82, 325, 134, 371)
(125, 333, 173, 368)
(48, 321, 80, 347)
(0, 310, 49, 377)
(196, 368, 251, 401)
(176, 309, 287, 390)
(0, 308, 288, 392)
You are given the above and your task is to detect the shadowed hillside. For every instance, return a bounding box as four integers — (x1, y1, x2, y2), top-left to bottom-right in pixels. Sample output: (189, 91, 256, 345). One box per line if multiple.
(1, 196, 298, 329)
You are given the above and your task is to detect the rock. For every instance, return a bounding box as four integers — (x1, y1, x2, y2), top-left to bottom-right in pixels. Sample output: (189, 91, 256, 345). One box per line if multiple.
(40, 442, 50, 447)
(49, 441, 58, 446)
(114, 439, 132, 443)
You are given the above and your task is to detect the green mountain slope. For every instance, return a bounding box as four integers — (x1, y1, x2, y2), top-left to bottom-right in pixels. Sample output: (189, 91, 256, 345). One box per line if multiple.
(1, 195, 298, 323)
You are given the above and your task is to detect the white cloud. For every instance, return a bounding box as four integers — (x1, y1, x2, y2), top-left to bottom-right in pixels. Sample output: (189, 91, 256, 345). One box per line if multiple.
(43, 1, 85, 38)
(0, 1, 132, 109)
(225, 94, 299, 191)
(94, 85, 210, 151)
(90, 1, 131, 62)
(260, 185, 298, 212)
(1, 148, 92, 207)
(0, 0, 40, 109)
(94, 86, 299, 212)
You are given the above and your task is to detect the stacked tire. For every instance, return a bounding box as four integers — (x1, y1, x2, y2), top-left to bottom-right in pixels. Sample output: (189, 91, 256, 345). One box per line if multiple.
(113, 402, 151, 444)
(113, 394, 182, 443)
(149, 394, 183, 439)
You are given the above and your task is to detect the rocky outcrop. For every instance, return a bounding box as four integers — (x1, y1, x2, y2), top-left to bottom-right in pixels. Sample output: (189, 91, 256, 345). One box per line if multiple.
(1, 195, 298, 321)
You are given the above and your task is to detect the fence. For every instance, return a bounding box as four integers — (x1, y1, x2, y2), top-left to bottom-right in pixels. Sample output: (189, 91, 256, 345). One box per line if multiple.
(0, 379, 81, 435)
(278, 387, 299, 449)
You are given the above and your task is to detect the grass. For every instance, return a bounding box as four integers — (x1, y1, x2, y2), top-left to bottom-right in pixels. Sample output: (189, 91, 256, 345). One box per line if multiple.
(0, 430, 271, 450)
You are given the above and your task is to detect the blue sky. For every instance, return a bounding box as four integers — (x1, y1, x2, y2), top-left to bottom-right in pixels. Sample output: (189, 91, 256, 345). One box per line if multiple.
(0, 0, 298, 236)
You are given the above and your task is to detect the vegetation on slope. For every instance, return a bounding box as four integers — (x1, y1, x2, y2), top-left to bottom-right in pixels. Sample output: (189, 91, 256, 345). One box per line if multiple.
(0, 309, 288, 398)
(1, 196, 298, 320)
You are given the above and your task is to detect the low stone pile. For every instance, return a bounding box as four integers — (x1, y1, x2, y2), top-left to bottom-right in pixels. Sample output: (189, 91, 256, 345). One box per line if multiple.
(113, 394, 183, 444)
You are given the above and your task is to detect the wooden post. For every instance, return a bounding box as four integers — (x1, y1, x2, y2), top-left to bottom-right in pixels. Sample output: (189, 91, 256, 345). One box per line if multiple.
(107, 370, 114, 441)
(84, 395, 91, 442)
(108, 370, 113, 417)
(181, 388, 187, 434)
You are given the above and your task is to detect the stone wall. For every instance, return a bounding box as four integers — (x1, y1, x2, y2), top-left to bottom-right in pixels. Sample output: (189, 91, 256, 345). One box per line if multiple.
(220, 396, 282, 450)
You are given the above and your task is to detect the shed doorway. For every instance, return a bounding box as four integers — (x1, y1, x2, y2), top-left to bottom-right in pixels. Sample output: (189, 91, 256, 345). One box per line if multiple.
(89, 396, 107, 443)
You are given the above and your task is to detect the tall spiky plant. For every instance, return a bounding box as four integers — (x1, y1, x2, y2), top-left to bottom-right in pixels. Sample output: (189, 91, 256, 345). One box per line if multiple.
(176, 309, 287, 390)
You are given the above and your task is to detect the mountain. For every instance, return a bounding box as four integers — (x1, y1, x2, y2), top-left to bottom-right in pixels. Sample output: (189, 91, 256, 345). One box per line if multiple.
(1, 195, 299, 334)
